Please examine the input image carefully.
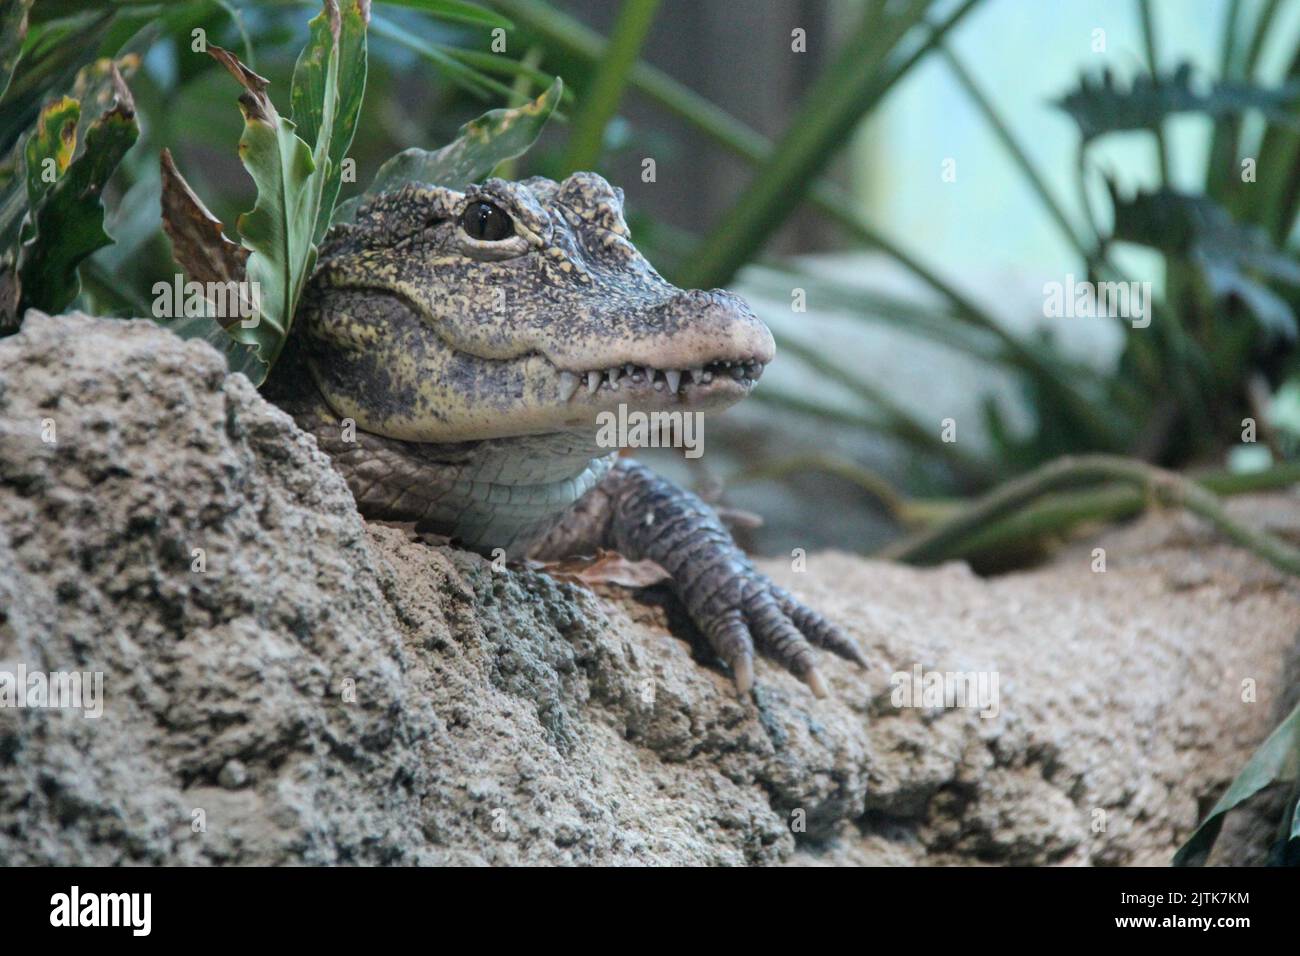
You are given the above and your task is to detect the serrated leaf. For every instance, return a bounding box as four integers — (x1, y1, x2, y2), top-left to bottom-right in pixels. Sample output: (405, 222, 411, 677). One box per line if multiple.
(21, 95, 78, 215)
(69, 51, 141, 148)
(164, 4, 368, 385)
(2, 52, 142, 331)
(0, 0, 34, 102)
(1056, 62, 1300, 142)
(291, 0, 369, 244)
(1174, 701, 1300, 866)
(1109, 182, 1300, 340)
(205, 43, 319, 375)
(333, 77, 560, 224)
(159, 147, 251, 324)
(1198, 259, 1297, 340)
(16, 65, 137, 317)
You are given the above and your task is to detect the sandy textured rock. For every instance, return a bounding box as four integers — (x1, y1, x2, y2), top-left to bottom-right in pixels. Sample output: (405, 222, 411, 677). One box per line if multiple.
(1, 312, 1297, 865)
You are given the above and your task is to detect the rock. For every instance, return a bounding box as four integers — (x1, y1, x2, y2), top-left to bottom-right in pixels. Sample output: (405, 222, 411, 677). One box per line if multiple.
(1, 311, 1297, 865)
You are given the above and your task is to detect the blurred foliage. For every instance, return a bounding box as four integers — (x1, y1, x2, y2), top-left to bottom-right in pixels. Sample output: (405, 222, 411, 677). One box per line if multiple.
(1054, 61, 1300, 141)
(1046, 43, 1300, 474)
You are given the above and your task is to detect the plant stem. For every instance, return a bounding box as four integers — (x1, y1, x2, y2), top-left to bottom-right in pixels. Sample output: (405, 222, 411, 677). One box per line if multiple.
(1243, 0, 1284, 79)
(951, 461, 1300, 558)
(879, 454, 1300, 575)
(1219, 0, 1245, 78)
(1136, 0, 1170, 186)
(938, 41, 1091, 265)
(560, 0, 660, 173)
(371, 14, 511, 101)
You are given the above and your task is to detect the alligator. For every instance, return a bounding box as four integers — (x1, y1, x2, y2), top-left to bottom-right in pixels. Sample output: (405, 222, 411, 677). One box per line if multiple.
(269, 171, 868, 697)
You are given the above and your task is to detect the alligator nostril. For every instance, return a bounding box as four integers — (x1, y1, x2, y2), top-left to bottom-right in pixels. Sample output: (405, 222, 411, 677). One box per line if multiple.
(673, 287, 753, 315)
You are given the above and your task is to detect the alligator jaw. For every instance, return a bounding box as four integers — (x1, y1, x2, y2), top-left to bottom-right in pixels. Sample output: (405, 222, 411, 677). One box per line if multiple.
(550, 357, 766, 405)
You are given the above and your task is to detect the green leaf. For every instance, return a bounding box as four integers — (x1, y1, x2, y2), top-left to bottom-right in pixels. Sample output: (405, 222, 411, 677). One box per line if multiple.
(178, 0, 368, 384)
(0, 0, 34, 102)
(1055, 62, 1300, 143)
(333, 76, 560, 223)
(559, 0, 659, 174)
(1109, 182, 1300, 340)
(16, 66, 137, 317)
(374, 0, 512, 30)
(204, 44, 319, 375)
(1174, 701, 1300, 866)
(20, 95, 78, 215)
(291, 0, 369, 244)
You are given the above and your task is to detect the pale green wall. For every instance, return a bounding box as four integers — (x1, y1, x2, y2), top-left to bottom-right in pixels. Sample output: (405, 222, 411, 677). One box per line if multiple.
(852, 0, 1300, 281)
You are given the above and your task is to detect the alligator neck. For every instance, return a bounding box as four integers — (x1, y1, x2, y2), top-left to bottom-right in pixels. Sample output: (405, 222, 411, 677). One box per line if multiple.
(269, 364, 612, 555)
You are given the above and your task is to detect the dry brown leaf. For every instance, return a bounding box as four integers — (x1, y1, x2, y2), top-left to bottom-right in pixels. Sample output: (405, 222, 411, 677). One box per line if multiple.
(158, 148, 251, 326)
(538, 549, 671, 589)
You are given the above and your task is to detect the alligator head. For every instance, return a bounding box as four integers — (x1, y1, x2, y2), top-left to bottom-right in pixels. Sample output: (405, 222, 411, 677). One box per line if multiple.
(297, 172, 774, 442)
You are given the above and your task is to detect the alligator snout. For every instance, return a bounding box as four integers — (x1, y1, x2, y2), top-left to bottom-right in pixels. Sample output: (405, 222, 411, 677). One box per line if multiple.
(548, 284, 775, 377)
(661, 287, 776, 363)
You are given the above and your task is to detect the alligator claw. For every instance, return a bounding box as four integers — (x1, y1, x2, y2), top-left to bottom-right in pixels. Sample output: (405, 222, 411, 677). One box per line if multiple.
(608, 461, 868, 697)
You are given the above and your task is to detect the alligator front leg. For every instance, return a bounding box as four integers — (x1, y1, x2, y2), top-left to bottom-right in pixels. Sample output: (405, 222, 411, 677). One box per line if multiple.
(533, 460, 869, 697)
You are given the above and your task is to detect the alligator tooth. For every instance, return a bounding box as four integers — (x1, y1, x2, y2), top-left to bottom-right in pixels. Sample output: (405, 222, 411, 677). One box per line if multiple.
(750, 363, 764, 380)
(586, 370, 601, 394)
(665, 369, 682, 394)
(558, 371, 580, 402)
(729, 365, 746, 380)
(701, 371, 713, 383)
(607, 367, 621, 390)
(689, 367, 703, 384)
(643, 366, 655, 383)
(653, 380, 664, 391)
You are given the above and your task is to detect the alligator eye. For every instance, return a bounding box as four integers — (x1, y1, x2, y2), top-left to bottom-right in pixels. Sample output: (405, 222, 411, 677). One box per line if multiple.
(461, 201, 514, 241)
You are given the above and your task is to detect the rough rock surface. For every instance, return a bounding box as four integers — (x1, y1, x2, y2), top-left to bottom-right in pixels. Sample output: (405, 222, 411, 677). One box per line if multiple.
(1, 312, 1297, 865)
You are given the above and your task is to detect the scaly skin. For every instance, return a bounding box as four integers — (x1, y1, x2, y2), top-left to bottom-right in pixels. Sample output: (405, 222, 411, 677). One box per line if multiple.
(274, 171, 867, 696)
